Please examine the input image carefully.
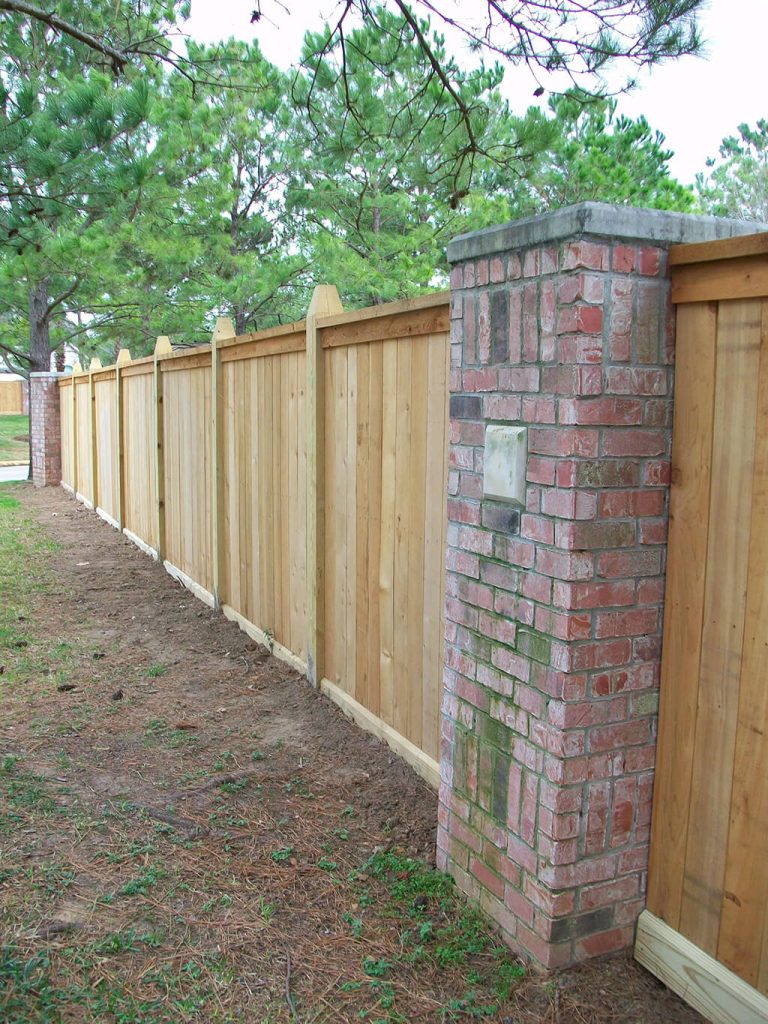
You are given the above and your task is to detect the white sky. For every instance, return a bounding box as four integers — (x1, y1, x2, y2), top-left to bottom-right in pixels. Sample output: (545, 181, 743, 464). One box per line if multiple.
(184, 0, 768, 184)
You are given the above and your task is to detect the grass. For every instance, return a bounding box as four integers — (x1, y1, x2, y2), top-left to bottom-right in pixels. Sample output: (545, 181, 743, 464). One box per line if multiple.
(0, 485, 57, 636)
(0, 414, 29, 463)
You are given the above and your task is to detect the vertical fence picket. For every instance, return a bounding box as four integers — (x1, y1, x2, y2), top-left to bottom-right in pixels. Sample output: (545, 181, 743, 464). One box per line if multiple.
(88, 358, 102, 510)
(115, 348, 131, 532)
(211, 317, 235, 610)
(305, 285, 343, 688)
(154, 336, 172, 562)
(71, 362, 81, 497)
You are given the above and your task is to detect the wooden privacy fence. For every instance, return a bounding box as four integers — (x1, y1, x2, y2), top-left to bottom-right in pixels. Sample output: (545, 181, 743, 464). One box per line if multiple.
(0, 379, 23, 414)
(59, 289, 450, 786)
(636, 234, 768, 1023)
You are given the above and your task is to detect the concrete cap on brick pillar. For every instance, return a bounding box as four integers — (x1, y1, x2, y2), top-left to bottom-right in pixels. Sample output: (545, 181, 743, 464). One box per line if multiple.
(447, 201, 768, 264)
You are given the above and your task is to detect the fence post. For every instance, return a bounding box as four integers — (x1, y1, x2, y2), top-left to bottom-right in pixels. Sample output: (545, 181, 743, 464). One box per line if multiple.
(305, 285, 344, 688)
(211, 317, 235, 610)
(154, 336, 172, 562)
(88, 358, 102, 510)
(71, 362, 82, 497)
(115, 348, 131, 532)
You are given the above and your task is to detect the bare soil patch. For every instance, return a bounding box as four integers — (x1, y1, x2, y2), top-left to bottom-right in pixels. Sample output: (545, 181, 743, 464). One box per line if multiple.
(0, 484, 702, 1023)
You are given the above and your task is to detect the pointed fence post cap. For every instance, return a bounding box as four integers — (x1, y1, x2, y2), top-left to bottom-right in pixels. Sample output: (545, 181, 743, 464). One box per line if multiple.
(116, 348, 132, 367)
(213, 317, 236, 342)
(88, 357, 102, 371)
(154, 336, 172, 357)
(307, 285, 343, 318)
(72, 361, 82, 374)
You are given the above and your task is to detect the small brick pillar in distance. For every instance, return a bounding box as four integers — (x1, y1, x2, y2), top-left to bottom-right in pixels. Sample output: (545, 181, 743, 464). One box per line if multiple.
(30, 372, 63, 487)
(437, 203, 762, 968)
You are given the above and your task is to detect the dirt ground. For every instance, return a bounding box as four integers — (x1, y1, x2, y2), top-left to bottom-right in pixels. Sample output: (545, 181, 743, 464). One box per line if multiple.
(0, 484, 703, 1023)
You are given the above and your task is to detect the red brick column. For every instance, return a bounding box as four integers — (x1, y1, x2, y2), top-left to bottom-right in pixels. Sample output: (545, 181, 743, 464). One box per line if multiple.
(30, 372, 63, 487)
(438, 204, 761, 967)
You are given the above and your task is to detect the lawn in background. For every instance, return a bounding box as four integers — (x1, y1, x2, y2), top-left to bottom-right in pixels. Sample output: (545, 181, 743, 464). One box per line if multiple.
(0, 414, 29, 463)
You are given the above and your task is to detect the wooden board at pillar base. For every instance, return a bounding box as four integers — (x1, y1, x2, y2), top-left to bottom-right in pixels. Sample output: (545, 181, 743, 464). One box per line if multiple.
(320, 678, 440, 791)
(163, 560, 215, 609)
(635, 911, 768, 1024)
(122, 527, 158, 561)
(222, 604, 307, 676)
(96, 507, 119, 531)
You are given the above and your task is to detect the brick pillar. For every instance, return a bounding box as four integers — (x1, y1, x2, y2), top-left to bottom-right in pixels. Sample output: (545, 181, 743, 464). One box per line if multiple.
(438, 203, 764, 968)
(30, 372, 63, 487)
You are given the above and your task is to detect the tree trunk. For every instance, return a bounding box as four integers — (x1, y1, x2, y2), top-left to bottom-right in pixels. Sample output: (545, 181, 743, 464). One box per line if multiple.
(27, 279, 52, 480)
(29, 278, 52, 373)
(371, 207, 384, 305)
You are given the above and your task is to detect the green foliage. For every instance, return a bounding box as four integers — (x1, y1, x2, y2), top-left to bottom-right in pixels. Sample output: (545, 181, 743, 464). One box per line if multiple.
(363, 956, 391, 977)
(288, 8, 551, 305)
(512, 92, 695, 215)
(0, 0, 697, 385)
(0, 2, 184, 372)
(297, 2, 703, 85)
(117, 866, 167, 898)
(346, 849, 526, 1017)
(270, 846, 294, 863)
(696, 119, 768, 222)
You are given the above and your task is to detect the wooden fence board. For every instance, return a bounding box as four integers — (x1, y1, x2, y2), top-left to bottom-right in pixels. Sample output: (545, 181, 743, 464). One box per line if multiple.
(0, 379, 24, 414)
(345, 345, 357, 704)
(393, 338, 413, 742)
(354, 343, 372, 717)
(647, 302, 718, 928)
(122, 371, 156, 550)
(379, 341, 398, 729)
(423, 333, 450, 760)
(74, 376, 92, 503)
(717, 301, 768, 987)
(407, 338, 428, 747)
(365, 342, 384, 721)
(679, 299, 761, 955)
(60, 383, 74, 489)
(94, 376, 118, 523)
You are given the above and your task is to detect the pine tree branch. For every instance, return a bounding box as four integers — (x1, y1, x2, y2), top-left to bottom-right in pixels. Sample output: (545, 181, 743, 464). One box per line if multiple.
(0, 338, 30, 367)
(0, 0, 128, 72)
(44, 277, 82, 323)
(54, 311, 139, 344)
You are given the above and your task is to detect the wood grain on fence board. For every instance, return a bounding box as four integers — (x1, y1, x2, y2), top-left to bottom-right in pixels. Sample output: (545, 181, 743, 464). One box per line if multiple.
(0, 379, 23, 414)
(647, 302, 717, 931)
(75, 375, 92, 503)
(94, 372, 118, 523)
(679, 299, 761, 956)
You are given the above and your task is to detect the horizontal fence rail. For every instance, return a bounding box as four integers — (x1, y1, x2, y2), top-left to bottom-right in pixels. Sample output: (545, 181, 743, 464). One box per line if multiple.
(59, 289, 450, 785)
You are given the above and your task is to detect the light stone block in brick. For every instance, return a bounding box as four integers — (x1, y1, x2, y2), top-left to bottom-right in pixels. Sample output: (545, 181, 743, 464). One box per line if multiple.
(483, 425, 527, 505)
